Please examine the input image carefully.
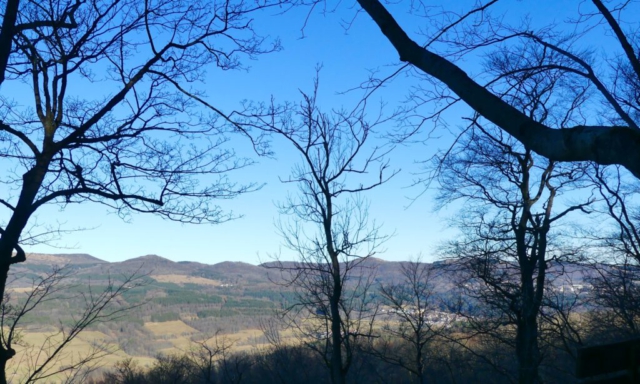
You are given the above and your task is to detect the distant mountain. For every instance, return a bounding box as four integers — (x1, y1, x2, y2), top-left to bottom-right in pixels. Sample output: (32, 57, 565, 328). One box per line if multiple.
(16, 252, 601, 289)
(4, 252, 608, 360)
(123, 254, 174, 264)
(108, 254, 187, 274)
(23, 252, 107, 265)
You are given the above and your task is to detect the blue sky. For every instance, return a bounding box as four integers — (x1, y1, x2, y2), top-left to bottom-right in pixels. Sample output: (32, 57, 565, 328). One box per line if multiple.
(21, 0, 611, 264)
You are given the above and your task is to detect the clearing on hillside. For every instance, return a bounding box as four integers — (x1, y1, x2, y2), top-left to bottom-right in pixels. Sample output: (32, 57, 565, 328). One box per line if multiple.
(145, 320, 198, 336)
(151, 274, 222, 286)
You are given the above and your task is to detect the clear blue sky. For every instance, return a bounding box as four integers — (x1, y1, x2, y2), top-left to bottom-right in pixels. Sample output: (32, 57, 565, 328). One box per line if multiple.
(22, 0, 609, 264)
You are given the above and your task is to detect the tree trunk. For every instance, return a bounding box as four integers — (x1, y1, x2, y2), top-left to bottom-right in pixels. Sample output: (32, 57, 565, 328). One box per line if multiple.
(0, 163, 50, 382)
(516, 314, 540, 384)
(0, 262, 13, 384)
(0, 0, 20, 86)
(516, 269, 541, 384)
(416, 339, 425, 384)
(0, 357, 8, 384)
(329, 268, 345, 384)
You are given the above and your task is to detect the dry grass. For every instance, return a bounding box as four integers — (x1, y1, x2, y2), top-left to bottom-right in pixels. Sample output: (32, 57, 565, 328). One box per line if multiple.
(2, 321, 304, 382)
(7, 287, 34, 293)
(24, 254, 67, 263)
(5, 329, 155, 383)
(151, 274, 222, 286)
(145, 320, 198, 336)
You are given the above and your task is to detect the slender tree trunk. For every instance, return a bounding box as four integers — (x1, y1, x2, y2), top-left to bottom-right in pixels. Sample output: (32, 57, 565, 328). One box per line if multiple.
(329, 266, 345, 384)
(0, 262, 12, 384)
(415, 339, 424, 384)
(0, 240, 16, 384)
(0, 163, 49, 383)
(516, 269, 541, 384)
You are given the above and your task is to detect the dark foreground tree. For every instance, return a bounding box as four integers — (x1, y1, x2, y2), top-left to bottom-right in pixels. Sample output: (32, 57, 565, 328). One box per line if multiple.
(0, 0, 282, 380)
(353, 0, 640, 177)
(254, 79, 395, 384)
(436, 117, 590, 383)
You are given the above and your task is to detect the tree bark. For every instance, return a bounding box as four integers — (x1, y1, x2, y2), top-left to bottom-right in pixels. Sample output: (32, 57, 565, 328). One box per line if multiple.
(330, 260, 345, 384)
(516, 272, 541, 384)
(0, 160, 50, 382)
(356, 0, 640, 178)
(417, 344, 425, 384)
(0, 262, 13, 384)
(0, 0, 20, 87)
(516, 314, 540, 384)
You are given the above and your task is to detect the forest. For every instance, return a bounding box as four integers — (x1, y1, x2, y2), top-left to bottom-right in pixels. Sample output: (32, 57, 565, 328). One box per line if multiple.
(0, 0, 639, 383)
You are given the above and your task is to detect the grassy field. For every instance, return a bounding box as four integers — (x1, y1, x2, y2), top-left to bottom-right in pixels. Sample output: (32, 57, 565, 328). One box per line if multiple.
(151, 275, 223, 286)
(2, 320, 304, 383)
(2, 309, 416, 383)
(145, 320, 198, 336)
(7, 329, 156, 383)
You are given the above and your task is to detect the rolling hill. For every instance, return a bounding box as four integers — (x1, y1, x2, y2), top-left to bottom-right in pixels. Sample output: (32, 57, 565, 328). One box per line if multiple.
(5, 252, 597, 363)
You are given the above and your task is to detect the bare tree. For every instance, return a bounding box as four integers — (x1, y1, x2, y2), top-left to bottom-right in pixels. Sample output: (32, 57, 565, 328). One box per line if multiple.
(187, 331, 235, 383)
(0, 0, 283, 379)
(581, 165, 640, 338)
(435, 116, 591, 384)
(252, 78, 395, 384)
(376, 257, 440, 384)
(1, 265, 145, 383)
(347, 0, 640, 177)
(95, 357, 144, 384)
